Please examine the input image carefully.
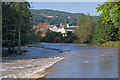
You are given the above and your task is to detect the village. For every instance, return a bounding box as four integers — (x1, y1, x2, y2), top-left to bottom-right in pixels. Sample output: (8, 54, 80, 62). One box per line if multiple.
(33, 23, 78, 37)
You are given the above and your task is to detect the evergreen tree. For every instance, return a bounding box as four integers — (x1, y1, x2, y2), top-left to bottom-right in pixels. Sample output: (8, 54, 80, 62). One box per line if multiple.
(2, 2, 32, 54)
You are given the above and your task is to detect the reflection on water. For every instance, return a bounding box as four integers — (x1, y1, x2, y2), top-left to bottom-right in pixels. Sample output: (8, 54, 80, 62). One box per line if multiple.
(45, 43, 118, 78)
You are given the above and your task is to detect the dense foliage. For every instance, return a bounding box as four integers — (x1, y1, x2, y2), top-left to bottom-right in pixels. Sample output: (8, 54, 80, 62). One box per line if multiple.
(93, 1, 120, 47)
(27, 31, 43, 43)
(74, 15, 96, 43)
(43, 31, 77, 43)
(94, 17, 119, 44)
(2, 2, 33, 54)
(96, 2, 120, 39)
(30, 9, 98, 26)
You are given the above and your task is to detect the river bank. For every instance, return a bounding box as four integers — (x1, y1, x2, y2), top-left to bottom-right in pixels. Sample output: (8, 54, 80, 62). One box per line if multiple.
(2, 41, 119, 57)
(77, 41, 120, 48)
(102, 41, 120, 48)
(1, 43, 66, 79)
(2, 44, 65, 57)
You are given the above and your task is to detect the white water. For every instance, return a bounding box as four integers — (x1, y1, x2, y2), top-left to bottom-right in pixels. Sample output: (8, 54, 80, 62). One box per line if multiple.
(1, 57, 64, 78)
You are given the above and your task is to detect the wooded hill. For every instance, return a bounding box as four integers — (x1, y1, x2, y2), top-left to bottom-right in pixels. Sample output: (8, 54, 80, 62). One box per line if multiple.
(30, 9, 99, 26)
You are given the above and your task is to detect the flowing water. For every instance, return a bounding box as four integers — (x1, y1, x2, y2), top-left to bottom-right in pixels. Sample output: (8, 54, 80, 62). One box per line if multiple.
(1, 43, 118, 78)
(43, 43, 118, 78)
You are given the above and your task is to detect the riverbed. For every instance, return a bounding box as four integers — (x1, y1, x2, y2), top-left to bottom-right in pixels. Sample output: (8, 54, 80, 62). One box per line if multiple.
(1, 43, 118, 78)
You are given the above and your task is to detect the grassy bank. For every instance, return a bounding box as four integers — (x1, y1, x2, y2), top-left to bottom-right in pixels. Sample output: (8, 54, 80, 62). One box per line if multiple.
(77, 41, 120, 48)
(102, 41, 120, 48)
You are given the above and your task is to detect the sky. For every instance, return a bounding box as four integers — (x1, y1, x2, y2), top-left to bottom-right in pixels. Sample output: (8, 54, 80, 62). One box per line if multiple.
(30, 2, 104, 16)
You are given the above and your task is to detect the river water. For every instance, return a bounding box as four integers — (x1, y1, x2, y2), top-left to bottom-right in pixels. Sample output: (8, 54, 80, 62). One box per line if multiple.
(2, 43, 118, 78)
(43, 43, 118, 78)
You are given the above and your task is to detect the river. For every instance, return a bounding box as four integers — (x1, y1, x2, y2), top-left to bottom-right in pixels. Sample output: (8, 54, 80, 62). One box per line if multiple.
(1, 43, 118, 78)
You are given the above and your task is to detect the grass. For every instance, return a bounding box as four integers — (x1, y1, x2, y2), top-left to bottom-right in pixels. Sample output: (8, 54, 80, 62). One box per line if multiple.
(103, 41, 120, 48)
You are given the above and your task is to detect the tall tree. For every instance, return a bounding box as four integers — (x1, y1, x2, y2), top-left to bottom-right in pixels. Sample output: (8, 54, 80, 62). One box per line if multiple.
(9, 2, 32, 54)
(74, 15, 96, 43)
(96, 1, 120, 39)
(2, 2, 32, 54)
(94, 17, 119, 44)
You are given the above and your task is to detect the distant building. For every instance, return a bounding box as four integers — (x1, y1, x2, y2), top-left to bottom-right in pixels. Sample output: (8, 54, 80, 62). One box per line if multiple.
(33, 23, 55, 37)
(46, 16, 54, 18)
(49, 23, 78, 37)
(33, 23, 78, 37)
(68, 16, 71, 19)
(49, 26, 58, 32)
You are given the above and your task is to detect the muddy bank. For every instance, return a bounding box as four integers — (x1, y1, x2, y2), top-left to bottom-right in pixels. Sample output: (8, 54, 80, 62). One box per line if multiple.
(1, 56, 64, 78)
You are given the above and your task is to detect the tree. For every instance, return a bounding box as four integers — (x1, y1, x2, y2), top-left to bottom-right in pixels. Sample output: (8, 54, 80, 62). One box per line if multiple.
(43, 31, 62, 43)
(94, 17, 119, 44)
(96, 1, 120, 39)
(2, 2, 32, 54)
(9, 2, 32, 54)
(65, 31, 77, 43)
(30, 9, 98, 26)
(74, 15, 96, 43)
(2, 3, 18, 53)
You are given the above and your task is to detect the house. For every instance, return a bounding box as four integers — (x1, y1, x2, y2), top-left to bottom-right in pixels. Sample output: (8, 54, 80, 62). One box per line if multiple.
(68, 16, 71, 19)
(33, 23, 56, 37)
(64, 24, 78, 32)
(48, 23, 78, 37)
(33, 23, 49, 33)
(33, 23, 78, 37)
(49, 26, 58, 32)
(46, 16, 54, 18)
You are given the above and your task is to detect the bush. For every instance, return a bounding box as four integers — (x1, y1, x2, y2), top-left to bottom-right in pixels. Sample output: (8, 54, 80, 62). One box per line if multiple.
(94, 17, 119, 44)
(103, 41, 120, 48)
(43, 31, 77, 43)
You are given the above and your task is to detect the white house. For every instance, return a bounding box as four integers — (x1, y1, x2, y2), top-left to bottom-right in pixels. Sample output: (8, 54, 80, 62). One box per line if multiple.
(57, 27, 66, 34)
(48, 23, 78, 37)
(49, 26, 58, 32)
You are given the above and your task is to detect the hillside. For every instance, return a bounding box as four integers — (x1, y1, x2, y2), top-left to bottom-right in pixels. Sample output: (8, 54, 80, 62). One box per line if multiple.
(30, 9, 98, 26)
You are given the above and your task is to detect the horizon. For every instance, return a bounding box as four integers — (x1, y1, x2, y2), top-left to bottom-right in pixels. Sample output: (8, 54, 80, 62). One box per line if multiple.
(30, 2, 104, 16)
(30, 8, 88, 15)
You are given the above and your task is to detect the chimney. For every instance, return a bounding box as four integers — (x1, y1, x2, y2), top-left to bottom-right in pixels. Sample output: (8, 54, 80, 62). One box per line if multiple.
(67, 24, 69, 28)
(60, 23, 62, 26)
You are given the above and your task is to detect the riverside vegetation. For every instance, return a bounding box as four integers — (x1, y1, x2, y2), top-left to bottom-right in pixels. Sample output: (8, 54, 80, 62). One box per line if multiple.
(2, 1, 120, 56)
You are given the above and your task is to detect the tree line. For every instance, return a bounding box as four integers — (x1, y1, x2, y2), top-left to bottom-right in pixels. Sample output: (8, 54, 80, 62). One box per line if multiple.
(30, 9, 98, 26)
(74, 2, 120, 47)
(2, 2, 41, 55)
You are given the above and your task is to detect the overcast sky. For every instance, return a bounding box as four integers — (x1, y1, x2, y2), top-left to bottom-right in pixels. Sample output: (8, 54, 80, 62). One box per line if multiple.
(30, 2, 104, 16)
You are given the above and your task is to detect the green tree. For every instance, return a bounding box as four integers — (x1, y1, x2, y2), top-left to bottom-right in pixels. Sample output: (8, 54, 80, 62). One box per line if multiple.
(30, 9, 98, 26)
(2, 2, 32, 54)
(96, 1, 120, 39)
(74, 15, 96, 43)
(94, 17, 119, 44)
(65, 31, 77, 43)
(43, 31, 62, 43)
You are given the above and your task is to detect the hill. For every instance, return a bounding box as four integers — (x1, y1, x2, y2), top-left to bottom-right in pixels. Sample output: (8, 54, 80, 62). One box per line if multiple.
(30, 9, 99, 26)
